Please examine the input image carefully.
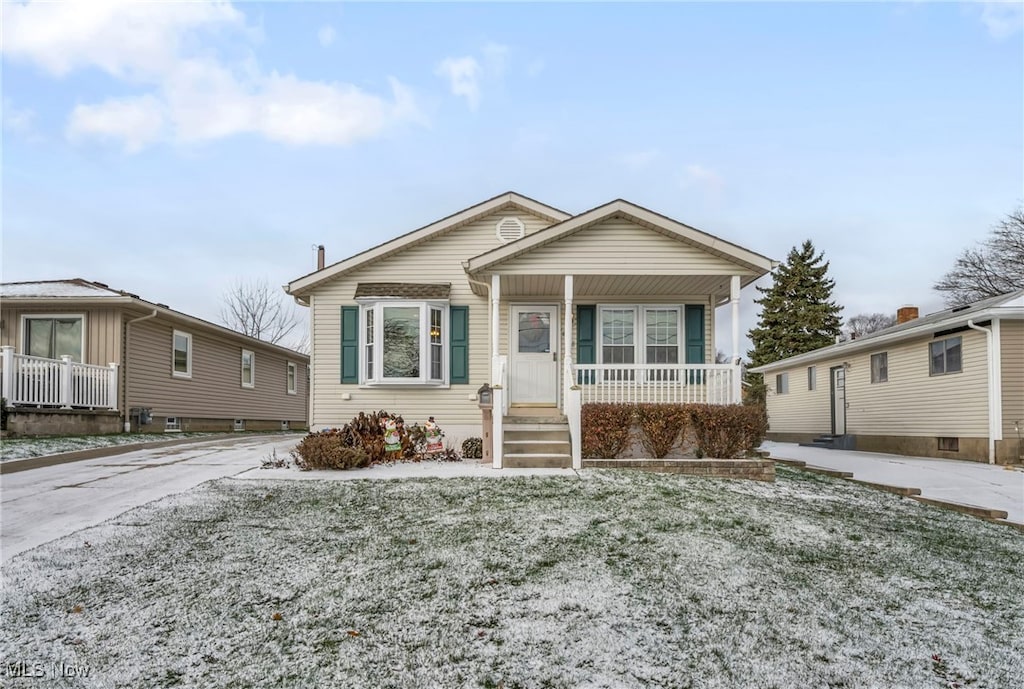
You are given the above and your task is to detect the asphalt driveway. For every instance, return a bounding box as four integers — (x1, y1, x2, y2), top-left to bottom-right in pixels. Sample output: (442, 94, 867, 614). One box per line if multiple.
(761, 441, 1024, 526)
(0, 434, 301, 563)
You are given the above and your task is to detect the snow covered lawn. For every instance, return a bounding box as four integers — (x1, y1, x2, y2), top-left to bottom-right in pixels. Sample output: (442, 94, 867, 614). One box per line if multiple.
(2, 467, 1022, 688)
(0, 433, 222, 462)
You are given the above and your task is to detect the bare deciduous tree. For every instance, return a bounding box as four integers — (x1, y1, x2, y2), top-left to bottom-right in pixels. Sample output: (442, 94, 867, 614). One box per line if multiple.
(220, 278, 306, 352)
(841, 312, 897, 341)
(934, 208, 1024, 307)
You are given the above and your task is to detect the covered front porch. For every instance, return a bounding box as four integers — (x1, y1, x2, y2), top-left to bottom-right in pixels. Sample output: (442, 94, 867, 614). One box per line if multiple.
(463, 199, 775, 469)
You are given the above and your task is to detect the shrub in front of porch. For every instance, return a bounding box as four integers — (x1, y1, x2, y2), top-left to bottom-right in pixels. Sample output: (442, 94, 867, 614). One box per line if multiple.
(687, 404, 768, 459)
(634, 404, 689, 459)
(581, 403, 635, 459)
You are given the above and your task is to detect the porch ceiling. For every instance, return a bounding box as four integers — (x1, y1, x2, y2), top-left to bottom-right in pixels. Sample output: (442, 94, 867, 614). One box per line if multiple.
(466, 273, 739, 299)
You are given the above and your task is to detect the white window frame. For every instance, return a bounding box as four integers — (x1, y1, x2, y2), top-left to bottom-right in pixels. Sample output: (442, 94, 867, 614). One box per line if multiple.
(21, 313, 86, 362)
(165, 417, 181, 432)
(807, 366, 816, 391)
(358, 301, 449, 387)
(234, 419, 245, 431)
(776, 372, 789, 395)
(870, 352, 888, 384)
(241, 349, 255, 388)
(172, 330, 193, 379)
(287, 361, 297, 395)
(597, 305, 684, 366)
(929, 336, 963, 376)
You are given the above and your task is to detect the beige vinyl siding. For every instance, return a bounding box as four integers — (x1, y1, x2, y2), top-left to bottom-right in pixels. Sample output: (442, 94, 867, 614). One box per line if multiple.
(1001, 319, 1024, 439)
(309, 210, 554, 428)
(766, 329, 990, 438)
(1, 304, 122, 366)
(763, 361, 836, 434)
(491, 217, 757, 276)
(126, 317, 308, 422)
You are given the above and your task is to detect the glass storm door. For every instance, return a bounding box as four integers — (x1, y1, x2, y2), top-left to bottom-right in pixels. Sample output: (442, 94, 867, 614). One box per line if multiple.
(510, 305, 559, 406)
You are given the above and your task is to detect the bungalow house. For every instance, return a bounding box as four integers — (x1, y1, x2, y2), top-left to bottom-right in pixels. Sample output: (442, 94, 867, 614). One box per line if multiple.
(749, 290, 1024, 464)
(285, 192, 776, 468)
(1, 279, 309, 436)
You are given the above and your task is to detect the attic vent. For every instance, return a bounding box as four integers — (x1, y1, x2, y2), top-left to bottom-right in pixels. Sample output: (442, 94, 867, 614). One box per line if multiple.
(495, 216, 525, 244)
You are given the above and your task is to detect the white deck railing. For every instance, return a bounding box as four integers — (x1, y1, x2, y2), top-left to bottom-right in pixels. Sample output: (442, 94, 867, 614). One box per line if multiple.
(573, 364, 741, 405)
(1, 347, 119, 410)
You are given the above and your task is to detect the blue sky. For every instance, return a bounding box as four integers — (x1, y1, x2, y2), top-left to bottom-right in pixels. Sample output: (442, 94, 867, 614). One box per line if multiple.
(3, 0, 1022, 354)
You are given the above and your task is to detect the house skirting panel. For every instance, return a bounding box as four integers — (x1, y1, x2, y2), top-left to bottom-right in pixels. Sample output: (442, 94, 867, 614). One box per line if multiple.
(7, 409, 121, 437)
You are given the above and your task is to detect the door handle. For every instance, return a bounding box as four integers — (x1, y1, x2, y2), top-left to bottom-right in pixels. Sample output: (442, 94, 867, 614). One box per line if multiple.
(552, 351, 558, 362)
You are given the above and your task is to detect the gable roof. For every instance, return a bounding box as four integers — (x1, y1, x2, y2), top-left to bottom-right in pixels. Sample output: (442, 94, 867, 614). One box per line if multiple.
(749, 289, 1024, 373)
(1, 278, 309, 360)
(463, 198, 777, 279)
(286, 191, 571, 297)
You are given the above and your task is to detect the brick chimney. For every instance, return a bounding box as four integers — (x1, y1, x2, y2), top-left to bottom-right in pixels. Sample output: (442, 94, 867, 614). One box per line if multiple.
(317, 245, 325, 271)
(897, 306, 919, 324)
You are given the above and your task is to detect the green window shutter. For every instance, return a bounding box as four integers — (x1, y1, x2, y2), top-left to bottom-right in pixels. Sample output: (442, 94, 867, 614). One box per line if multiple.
(685, 305, 706, 364)
(576, 305, 596, 384)
(341, 306, 360, 384)
(449, 305, 469, 384)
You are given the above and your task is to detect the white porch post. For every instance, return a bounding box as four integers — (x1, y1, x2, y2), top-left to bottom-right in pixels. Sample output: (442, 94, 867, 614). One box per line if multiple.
(563, 275, 574, 395)
(730, 275, 742, 403)
(1, 346, 13, 406)
(60, 355, 73, 409)
(108, 362, 120, 411)
(490, 273, 501, 366)
(490, 273, 503, 469)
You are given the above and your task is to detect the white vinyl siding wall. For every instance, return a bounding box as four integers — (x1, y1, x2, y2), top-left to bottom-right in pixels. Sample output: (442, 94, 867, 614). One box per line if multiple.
(491, 216, 756, 277)
(765, 329, 990, 438)
(309, 210, 554, 428)
(1001, 319, 1024, 439)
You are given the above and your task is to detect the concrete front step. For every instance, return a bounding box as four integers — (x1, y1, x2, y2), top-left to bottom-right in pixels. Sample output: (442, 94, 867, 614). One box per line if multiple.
(504, 416, 568, 426)
(504, 439, 571, 455)
(503, 453, 573, 469)
(503, 424, 569, 435)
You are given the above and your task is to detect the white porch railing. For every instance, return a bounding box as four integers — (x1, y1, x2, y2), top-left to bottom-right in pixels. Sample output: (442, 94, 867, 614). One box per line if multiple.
(573, 364, 741, 405)
(1, 347, 119, 410)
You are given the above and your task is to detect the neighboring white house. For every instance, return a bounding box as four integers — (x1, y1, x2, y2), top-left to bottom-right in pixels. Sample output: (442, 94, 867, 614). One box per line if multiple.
(286, 192, 776, 468)
(750, 290, 1024, 464)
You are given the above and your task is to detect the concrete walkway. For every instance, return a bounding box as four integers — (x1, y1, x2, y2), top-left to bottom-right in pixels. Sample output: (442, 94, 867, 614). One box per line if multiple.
(760, 441, 1024, 526)
(0, 434, 300, 563)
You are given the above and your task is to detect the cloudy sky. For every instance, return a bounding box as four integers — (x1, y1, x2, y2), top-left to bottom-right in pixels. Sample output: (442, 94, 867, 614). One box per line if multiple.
(3, 0, 1022, 354)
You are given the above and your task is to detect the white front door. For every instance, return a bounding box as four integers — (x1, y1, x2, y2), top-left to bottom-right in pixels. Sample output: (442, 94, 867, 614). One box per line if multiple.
(831, 366, 846, 435)
(510, 305, 559, 406)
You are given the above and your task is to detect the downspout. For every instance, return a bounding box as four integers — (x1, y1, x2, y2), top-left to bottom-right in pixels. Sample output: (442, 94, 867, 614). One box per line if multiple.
(966, 319, 999, 464)
(123, 309, 158, 433)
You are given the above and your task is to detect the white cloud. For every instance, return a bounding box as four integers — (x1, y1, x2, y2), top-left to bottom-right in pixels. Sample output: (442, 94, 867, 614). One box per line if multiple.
(436, 42, 511, 111)
(436, 56, 483, 110)
(2, 0, 421, 152)
(976, 1, 1023, 39)
(680, 164, 725, 195)
(318, 24, 336, 47)
(66, 95, 165, 153)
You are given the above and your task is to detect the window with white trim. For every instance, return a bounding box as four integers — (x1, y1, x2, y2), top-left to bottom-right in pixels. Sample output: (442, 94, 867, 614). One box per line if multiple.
(929, 336, 962, 376)
(241, 350, 254, 388)
(360, 302, 447, 385)
(165, 417, 181, 431)
(172, 330, 192, 378)
(287, 362, 297, 394)
(23, 314, 84, 361)
(776, 373, 789, 394)
(870, 352, 888, 383)
(807, 366, 817, 391)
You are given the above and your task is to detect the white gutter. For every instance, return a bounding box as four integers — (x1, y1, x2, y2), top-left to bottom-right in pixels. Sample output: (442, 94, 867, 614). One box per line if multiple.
(966, 318, 1001, 464)
(123, 309, 158, 433)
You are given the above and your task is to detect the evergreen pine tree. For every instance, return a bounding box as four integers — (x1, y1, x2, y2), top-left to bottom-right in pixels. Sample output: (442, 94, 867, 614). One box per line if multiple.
(746, 240, 843, 403)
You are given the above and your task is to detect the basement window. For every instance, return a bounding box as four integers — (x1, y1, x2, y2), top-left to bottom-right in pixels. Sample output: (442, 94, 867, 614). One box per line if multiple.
(165, 417, 181, 432)
(937, 437, 959, 452)
(234, 419, 245, 431)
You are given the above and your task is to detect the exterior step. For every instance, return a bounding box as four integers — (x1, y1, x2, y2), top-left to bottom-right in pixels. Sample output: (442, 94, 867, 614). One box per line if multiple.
(503, 415, 568, 425)
(504, 439, 570, 455)
(503, 453, 572, 469)
(503, 424, 569, 434)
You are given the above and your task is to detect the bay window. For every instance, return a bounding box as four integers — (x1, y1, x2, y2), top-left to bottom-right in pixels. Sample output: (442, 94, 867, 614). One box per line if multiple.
(360, 302, 447, 385)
